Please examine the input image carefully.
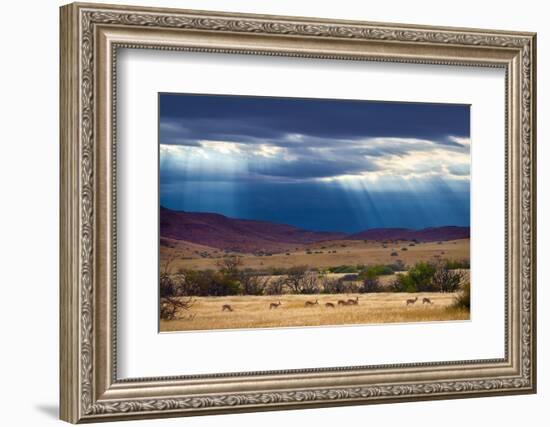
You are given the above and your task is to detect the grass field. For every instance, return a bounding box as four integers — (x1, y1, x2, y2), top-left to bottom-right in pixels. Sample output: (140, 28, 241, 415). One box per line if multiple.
(159, 292, 468, 332)
(161, 238, 469, 272)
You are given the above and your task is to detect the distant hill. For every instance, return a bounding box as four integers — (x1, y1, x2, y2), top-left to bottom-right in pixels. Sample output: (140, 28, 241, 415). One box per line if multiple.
(160, 207, 469, 253)
(160, 207, 347, 253)
(348, 226, 470, 242)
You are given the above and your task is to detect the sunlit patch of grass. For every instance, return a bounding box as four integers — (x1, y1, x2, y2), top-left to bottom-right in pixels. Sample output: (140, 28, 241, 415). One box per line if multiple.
(159, 292, 469, 332)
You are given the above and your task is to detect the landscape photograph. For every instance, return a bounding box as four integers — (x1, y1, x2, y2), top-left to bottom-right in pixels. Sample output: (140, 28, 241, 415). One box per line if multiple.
(158, 93, 471, 332)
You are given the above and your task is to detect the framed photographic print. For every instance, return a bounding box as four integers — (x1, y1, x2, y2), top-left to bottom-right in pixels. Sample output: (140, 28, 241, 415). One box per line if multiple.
(158, 94, 472, 332)
(60, 2, 537, 423)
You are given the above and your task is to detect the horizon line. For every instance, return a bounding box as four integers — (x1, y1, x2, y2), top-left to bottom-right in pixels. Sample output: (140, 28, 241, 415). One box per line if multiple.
(160, 205, 470, 235)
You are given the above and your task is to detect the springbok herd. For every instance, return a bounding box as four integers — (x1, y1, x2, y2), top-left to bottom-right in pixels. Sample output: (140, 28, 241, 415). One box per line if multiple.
(221, 295, 434, 312)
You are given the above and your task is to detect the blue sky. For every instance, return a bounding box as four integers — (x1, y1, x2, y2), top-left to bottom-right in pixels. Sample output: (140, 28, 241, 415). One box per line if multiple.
(159, 93, 470, 233)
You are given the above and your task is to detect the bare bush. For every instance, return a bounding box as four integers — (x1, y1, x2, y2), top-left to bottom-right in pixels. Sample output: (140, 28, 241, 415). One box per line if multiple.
(284, 265, 308, 294)
(300, 271, 321, 294)
(265, 277, 286, 295)
(159, 256, 195, 320)
(282, 266, 321, 294)
(240, 273, 269, 295)
(431, 263, 466, 293)
(160, 296, 195, 320)
(322, 277, 353, 294)
(360, 276, 382, 293)
(216, 255, 243, 278)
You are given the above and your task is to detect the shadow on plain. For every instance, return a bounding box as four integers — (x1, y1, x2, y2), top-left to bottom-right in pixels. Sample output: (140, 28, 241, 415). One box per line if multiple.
(35, 404, 58, 419)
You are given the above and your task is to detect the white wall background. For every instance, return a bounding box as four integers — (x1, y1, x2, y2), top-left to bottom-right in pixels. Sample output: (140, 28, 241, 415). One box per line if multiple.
(0, 0, 545, 426)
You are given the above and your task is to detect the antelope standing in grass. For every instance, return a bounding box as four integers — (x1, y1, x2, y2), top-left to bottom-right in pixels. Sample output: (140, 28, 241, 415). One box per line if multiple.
(325, 302, 335, 308)
(337, 299, 347, 306)
(269, 301, 282, 309)
(347, 296, 359, 305)
(422, 297, 433, 305)
(304, 299, 319, 307)
(221, 304, 234, 312)
(406, 296, 418, 306)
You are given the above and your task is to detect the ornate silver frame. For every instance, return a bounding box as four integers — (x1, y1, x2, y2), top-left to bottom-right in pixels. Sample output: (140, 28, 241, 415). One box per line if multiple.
(60, 2, 537, 423)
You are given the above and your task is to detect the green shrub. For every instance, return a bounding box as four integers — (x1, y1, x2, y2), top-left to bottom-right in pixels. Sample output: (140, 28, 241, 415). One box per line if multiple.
(390, 261, 437, 292)
(327, 265, 359, 274)
(392, 274, 412, 292)
(218, 275, 242, 295)
(407, 261, 437, 292)
(445, 259, 470, 269)
(388, 261, 466, 294)
(389, 273, 417, 293)
(362, 264, 394, 276)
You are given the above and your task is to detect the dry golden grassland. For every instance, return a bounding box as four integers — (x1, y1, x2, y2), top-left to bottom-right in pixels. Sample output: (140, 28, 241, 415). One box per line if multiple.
(159, 292, 469, 332)
(161, 238, 469, 272)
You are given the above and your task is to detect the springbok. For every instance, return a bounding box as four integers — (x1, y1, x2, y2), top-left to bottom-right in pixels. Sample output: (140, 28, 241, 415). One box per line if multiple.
(269, 301, 282, 309)
(406, 296, 418, 306)
(347, 296, 359, 305)
(325, 302, 335, 308)
(304, 299, 319, 307)
(221, 304, 234, 312)
(337, 299, 348, 306)
(422, 297, 433, 305)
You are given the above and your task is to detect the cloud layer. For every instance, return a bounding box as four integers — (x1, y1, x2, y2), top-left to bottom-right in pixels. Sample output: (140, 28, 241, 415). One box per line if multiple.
(160, 124, 470, 184)
(159, 94, 470, 232)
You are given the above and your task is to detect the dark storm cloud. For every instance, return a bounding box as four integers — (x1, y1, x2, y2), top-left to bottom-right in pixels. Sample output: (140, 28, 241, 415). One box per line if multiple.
(159, 93, 470, 144)
(159, 94, 470, 182)
(161, 119, 468, 154)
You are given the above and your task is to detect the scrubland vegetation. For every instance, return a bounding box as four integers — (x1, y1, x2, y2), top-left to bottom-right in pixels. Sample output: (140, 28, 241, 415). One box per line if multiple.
(159, 252, 470, 331)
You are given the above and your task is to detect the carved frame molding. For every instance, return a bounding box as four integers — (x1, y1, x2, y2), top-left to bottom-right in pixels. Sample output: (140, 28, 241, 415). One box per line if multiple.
(60, 2, 536, 423)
